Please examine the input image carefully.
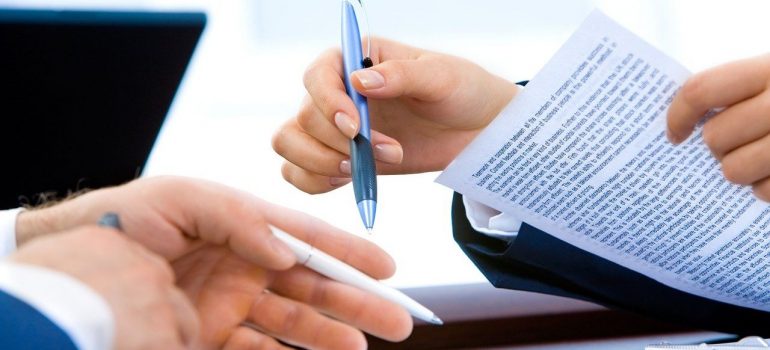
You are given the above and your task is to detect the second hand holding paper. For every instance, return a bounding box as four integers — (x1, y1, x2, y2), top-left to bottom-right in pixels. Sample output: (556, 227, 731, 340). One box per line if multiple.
(438, 10, 770, 312)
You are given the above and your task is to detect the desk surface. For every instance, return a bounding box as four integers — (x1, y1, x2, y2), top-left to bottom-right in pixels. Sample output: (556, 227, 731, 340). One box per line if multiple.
(366, 283, 730, 349)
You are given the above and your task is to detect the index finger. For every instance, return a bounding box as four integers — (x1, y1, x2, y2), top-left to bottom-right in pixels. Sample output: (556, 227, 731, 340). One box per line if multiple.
(303, 48, 361, 137)
(667, 54, 770, 144)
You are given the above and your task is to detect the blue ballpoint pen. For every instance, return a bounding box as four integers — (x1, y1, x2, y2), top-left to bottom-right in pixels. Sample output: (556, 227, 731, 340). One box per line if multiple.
(341, 0, 377, 232)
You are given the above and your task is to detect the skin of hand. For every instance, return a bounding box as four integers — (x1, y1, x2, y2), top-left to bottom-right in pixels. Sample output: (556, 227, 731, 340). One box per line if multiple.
(667, 53, 770, 201)
(15, 176, 412, 350)
(12, 226, 199, 350)
(272, 37, 520, 194)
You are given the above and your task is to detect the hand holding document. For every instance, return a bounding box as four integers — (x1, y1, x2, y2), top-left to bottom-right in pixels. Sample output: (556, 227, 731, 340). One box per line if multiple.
(438, 10, 770, 312)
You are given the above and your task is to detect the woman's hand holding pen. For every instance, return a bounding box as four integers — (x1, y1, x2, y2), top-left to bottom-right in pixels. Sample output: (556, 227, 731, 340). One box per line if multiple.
(667, 53, 770, 201)
(273, 37, 519, 194)
(15, 176, 412, 349)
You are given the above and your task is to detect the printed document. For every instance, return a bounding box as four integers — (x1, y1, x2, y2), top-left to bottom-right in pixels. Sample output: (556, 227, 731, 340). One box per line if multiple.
(437, 10, 770, 311)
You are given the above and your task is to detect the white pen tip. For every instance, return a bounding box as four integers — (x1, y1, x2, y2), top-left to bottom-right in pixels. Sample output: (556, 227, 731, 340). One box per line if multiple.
(428, 315, 443, 325)
(366, 228, 373, 234)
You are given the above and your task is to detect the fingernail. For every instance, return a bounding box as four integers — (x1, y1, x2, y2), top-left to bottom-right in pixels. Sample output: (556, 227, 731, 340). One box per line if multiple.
(330, 177, 351, 187)
(334, 112, 358, 139)
(353, 69, 385, 90)
(339, 160, 351, 175)
(374, 144, 403, 164)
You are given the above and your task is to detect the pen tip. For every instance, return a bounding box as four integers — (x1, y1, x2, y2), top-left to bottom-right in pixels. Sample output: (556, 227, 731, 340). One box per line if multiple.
(366, 227, 373, 235)
(429, 315, 444, 325)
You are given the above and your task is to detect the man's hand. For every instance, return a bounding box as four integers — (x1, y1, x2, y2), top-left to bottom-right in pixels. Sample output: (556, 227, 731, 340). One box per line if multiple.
(667, 53, 770, 201)
(272, 37, 519, 194)
(12, 226, 199, 350)
(15, 176, 412, 349)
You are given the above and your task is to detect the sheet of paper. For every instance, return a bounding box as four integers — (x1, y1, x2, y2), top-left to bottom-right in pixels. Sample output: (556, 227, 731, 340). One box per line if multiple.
(437, 10, 770, 311)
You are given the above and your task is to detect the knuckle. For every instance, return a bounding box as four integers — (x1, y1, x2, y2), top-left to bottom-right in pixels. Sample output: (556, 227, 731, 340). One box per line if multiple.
(269, 303, 301, 335)
(297, 182, 325, 195)
(308, 279, 329, 306)
(701, 122, 723, 156)
(304, 180, 333, 195)
(314, 93, 336, 119)
(281, 163, 330, 195)
(280, 162, 295, 184)
(302, 62, 320, 90)
(303, 48, 339, 88)
(295, 106, 314, 132)
(323, 328, 366, 350)
(271, 127, 289, 155)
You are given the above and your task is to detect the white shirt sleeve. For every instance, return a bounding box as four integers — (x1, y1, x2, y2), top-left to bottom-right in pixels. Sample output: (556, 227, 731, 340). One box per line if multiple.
(0, 208, 23, 257)
(460, 82, 526, 240)
(0, 261, 115, 350)
(462, 196, 522, 239)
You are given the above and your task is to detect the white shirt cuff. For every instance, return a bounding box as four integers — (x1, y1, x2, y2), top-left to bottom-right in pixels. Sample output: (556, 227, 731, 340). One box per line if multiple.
(462, 196, 522, 239)
(0, 261, 115, 350)
(0, 208, 24, 257)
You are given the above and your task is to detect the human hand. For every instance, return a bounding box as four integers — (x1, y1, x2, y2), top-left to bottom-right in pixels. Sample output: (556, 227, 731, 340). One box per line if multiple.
(12, 226, 199, 350)
(667, 53, 770, 200)
(273, 37, 519, 194)
(16, 176, 412, 349)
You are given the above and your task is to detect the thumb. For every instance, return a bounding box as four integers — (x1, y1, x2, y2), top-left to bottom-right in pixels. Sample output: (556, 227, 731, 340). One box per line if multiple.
(351, 58, 456, 102)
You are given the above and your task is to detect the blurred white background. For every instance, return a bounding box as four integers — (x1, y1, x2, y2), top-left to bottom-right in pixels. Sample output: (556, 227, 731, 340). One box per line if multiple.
(4, 0, 770, 288)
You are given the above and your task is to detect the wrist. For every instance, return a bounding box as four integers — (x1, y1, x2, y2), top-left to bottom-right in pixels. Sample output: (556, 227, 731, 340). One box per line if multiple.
(16, 208, 58, 246)
(15, 189, 98, 247)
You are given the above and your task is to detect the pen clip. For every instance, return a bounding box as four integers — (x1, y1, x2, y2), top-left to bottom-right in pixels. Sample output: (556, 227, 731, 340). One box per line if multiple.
(349, 0, 371, 63)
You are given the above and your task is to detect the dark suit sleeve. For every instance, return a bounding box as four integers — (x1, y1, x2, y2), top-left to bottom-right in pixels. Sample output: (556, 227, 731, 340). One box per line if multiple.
(452, 192, 770, 336)
(0, 289, 78, 350)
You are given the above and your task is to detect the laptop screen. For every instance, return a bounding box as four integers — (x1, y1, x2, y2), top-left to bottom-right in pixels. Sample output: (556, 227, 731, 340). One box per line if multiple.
(0, 9, 206, 209)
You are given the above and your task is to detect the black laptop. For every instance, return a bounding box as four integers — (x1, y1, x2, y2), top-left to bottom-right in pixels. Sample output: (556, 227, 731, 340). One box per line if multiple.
(0, 9, 206, 209)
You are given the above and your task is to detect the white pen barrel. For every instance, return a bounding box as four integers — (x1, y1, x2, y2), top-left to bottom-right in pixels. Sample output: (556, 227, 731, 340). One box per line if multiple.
(271, 229, 312, 263)
(304, 248, 421, 307)
(271, 228, 439, 323)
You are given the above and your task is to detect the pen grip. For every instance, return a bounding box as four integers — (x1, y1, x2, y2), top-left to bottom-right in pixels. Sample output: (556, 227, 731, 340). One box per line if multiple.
(350, 135, 377, 202)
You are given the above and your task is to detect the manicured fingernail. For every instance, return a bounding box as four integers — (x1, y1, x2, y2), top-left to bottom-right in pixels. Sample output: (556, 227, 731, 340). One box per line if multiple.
(339, 160, 351, 175)
(374, 144, 403, 164)
(330, 177, 351, 187)
(353, 69, 385, 90)
(334, 112, 358, 139)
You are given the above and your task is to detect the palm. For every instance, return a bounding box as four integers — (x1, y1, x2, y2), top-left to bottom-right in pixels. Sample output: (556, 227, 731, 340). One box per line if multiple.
(173, 245, 270, 348)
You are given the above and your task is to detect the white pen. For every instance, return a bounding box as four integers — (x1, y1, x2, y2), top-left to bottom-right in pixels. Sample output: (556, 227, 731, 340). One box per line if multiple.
(271, 228, 443, 325)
